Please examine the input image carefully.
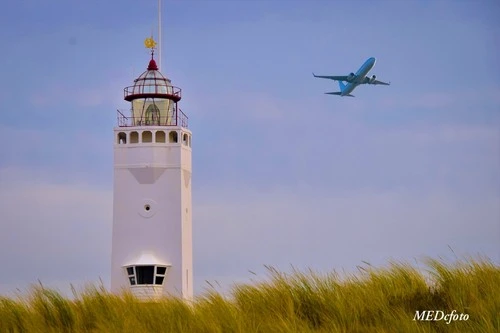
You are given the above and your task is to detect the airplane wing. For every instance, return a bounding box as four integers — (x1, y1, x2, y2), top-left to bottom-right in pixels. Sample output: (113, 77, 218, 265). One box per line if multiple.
(372, 79, 390, 86)
(312, 73, 348, 81)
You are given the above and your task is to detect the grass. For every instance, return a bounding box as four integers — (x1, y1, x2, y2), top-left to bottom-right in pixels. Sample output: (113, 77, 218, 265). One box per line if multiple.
(0, 257, 498, 332)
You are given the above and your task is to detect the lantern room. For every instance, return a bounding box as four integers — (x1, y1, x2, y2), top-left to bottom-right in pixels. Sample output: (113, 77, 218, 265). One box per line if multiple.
(117, 39, 187, 128)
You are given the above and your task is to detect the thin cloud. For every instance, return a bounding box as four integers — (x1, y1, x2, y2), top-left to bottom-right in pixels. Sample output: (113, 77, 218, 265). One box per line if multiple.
(194, 185, 500, 277)
(0, 167, 112, 293)
(2, 0, 499, 300)
(376, 87, 500, 111)
(30, 82, 124, 108)
(379, 124, 499, 145)
(2, 165, 497, 298)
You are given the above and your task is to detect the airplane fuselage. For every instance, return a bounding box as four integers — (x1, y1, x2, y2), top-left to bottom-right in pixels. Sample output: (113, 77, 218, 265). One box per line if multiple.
(341, 57, 376, 96)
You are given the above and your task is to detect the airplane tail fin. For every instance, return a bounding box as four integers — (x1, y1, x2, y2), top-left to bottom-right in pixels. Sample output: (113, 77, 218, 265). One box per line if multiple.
(338, 80, 346, 92)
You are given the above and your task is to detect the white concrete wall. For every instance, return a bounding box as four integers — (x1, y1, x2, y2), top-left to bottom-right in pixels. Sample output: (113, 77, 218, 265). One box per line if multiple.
(111, 126, 193, 299)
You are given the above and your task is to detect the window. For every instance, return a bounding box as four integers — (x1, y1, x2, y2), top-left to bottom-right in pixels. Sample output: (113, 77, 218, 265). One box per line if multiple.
(169, 131, 178, 143)
(136, 266, 155, 284)
(127, 267, 136, 285)
(156, 266, 167, 284)
(125, 265, 169, 286)
(142, 131, 153, 143)
(118, 132, 127, 144)
(182, 133, 188, 145)
(130, 131, 139, 143)
(156, 131, 166, 143)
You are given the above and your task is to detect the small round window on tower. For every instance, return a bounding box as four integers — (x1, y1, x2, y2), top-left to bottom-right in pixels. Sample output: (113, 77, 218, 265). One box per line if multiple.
(139, 199, 158, 218)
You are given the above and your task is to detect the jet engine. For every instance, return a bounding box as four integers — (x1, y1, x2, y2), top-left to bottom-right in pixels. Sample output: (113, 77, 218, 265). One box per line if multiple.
(347, 72, 355, 82)
(369, 75, 376, 84)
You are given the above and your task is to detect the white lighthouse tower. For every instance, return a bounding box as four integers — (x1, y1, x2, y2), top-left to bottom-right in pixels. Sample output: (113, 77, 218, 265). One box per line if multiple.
(111, 38, 193, 300)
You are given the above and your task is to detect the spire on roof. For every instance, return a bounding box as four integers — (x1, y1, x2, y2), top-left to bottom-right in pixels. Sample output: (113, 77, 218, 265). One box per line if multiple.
(144, 37, 159, 70)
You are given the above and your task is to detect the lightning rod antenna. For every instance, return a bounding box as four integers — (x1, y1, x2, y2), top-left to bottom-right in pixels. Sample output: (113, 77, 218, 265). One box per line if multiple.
(158, 0, 162, 71)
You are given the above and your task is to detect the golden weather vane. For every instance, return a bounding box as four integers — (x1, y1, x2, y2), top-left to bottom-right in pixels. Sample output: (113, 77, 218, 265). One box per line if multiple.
(144, 37, 157, 50)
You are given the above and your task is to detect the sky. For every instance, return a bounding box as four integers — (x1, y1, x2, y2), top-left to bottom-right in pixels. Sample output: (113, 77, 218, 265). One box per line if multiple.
(0, 0, 499, 297)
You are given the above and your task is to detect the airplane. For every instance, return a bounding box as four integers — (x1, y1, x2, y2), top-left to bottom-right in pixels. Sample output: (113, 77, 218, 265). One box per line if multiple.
(312, 57, 390, 97)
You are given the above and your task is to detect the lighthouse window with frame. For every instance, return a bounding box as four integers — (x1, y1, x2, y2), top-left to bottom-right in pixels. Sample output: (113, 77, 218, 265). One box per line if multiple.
(155, 266, 167, 285)
(125, 265, 169, 286)
(126, 266, 136, 285)
(136, 266, 155, 284)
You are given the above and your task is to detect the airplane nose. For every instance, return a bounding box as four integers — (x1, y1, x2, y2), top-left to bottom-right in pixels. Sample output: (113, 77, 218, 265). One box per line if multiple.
(370, 57, 376, 64)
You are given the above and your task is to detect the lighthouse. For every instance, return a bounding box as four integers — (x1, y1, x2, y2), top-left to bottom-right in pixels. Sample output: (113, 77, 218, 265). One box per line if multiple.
(111, 37, 193, 300)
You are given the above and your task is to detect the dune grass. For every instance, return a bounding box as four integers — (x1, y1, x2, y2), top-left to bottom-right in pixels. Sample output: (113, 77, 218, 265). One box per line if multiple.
(0, 257, 498, 332)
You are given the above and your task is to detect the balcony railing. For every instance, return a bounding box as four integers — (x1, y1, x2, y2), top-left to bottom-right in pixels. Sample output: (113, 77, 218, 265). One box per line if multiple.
(124, 85, 182, 102)
(117, 109, 188, 128)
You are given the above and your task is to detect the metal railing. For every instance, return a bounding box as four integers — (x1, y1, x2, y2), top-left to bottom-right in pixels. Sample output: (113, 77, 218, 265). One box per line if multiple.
(123, 85, 182, 101)
(116, 109, 188, 128)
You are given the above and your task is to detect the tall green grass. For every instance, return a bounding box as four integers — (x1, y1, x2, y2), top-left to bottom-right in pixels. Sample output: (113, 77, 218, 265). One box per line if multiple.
(0, 257, 498, 332)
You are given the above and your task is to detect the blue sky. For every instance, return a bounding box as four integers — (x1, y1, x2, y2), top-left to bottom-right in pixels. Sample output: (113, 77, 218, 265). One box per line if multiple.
(0, 0, 499, 296)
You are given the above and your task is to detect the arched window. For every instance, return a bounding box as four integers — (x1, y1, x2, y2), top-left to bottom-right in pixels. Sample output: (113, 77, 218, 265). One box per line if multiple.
(142, 131, 153, 143)
(182, 133, 188, 145)
(156, 131, 166, 143)
(117, 132, 127, 144)
(130, 131, 139, 143)
(169, 131, 178, 143)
